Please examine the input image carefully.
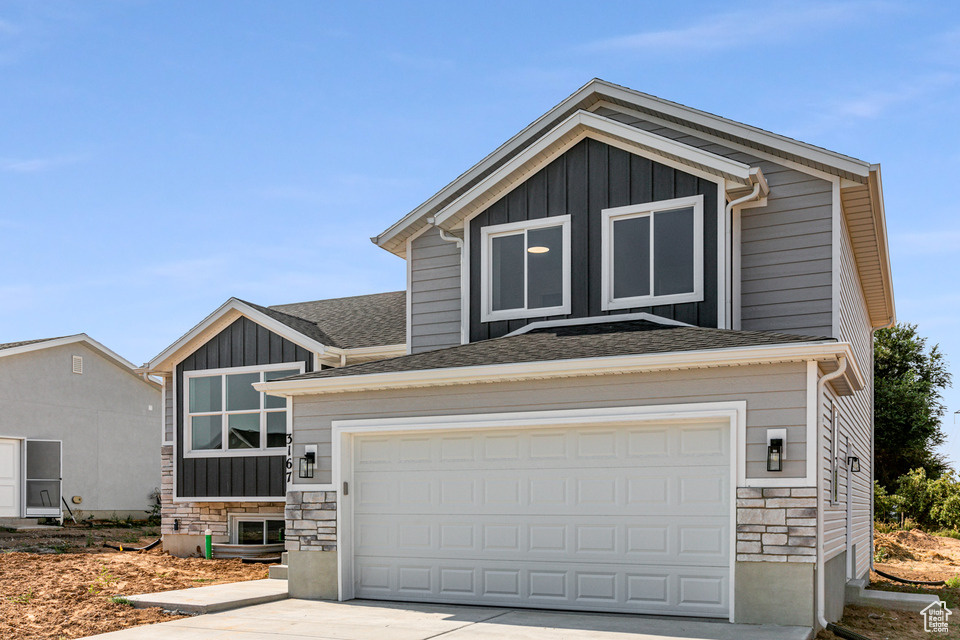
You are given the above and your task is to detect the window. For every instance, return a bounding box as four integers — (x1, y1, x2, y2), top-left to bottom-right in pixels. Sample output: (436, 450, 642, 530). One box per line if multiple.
(601, 195, 703, 311)
(230, 514, 285, 545)
(480, 215, 571, 322)
(185, 363, 303, 456)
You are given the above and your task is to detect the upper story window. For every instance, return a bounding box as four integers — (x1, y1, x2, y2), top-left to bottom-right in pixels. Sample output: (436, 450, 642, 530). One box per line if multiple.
(480, 215, 571, 322)
(185, 362, 303, 457)
(601, 195, 704, 311)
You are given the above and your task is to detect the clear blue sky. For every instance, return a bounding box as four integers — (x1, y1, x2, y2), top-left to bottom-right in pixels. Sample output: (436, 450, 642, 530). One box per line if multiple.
(2, 2, 959, 461)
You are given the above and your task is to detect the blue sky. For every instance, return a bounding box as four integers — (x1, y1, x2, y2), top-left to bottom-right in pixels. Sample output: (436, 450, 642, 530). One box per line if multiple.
(2, 1, 960, 460)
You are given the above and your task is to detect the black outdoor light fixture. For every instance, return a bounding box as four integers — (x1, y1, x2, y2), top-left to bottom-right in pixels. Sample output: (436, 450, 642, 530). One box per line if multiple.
(847, 456, 861, 473)
(767, 438, 784, 472)
(299, 444, 317, 479)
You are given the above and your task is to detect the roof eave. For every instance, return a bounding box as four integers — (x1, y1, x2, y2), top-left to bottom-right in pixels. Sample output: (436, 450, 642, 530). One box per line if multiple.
(255, 340, 861, 398)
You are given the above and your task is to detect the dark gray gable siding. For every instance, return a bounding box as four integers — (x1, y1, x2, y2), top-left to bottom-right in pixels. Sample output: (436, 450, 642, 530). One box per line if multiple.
(176, 316, 313, 498)
(468, 137, 719, 342)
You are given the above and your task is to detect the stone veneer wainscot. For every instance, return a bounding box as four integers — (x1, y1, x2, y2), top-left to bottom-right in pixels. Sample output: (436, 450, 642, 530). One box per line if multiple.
(736, 487, 817, 562)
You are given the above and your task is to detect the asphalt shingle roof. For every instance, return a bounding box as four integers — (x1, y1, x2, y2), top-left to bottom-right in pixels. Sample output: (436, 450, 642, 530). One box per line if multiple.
(0, 337, 65, 352)
(284, 320, 834, 381)
(260, 291, 406, 349)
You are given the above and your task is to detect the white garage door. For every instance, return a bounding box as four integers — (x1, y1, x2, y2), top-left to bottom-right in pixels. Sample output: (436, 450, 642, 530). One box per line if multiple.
(350, 420, 731, 617)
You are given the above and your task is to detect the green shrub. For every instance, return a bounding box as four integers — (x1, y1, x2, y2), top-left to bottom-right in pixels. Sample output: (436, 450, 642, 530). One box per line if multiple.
(874, 480, 902, 523)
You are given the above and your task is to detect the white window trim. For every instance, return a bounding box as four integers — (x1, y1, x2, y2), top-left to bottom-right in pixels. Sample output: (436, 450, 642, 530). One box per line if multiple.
(183, 362, 304, 458)
(228, 512, 285, 544)
(600, 195, 704, 311)
(479, 215, 571, 323)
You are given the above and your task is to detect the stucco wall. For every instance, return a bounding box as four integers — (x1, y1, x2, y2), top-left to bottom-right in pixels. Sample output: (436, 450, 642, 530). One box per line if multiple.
(0, 342, 160, 514)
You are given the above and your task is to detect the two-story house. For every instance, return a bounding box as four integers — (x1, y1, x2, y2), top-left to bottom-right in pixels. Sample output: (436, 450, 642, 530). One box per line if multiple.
(257, 80, 893, 630)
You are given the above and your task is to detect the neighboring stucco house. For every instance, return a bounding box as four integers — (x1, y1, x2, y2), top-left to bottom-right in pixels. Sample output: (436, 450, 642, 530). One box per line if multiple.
(143, 293, 405, 557)
(254, 79, 894, 630)
(0, 334, 160, 521)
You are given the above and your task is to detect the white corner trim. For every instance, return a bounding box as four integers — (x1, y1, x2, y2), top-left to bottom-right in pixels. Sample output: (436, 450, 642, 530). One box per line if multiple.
(257, 340, 861, 397)
(433, 110, 752, 230)
(503, 312, 693, 337)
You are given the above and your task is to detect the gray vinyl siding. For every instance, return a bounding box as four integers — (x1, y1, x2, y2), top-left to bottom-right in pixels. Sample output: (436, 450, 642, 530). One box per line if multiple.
(176, 316, 313, 499)
(290, 362, 808, 486)
(163, 373, 174, 443)
(821, 212, 874, 578)
(410, 227, 462, 353)
(593, 106, 834, 337)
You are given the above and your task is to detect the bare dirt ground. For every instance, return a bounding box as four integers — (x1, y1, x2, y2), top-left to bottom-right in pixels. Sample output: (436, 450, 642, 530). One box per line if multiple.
(0, 523, 268, 640)
(817, 528, 960, 640)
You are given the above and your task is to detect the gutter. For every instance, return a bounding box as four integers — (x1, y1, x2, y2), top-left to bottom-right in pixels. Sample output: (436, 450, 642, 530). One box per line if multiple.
(255, 340, 861, 398)
(816, 356, 849, 631)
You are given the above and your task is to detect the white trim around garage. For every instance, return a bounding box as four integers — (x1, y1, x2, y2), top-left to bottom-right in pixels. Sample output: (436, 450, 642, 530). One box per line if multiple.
(331, 401, 745, 622)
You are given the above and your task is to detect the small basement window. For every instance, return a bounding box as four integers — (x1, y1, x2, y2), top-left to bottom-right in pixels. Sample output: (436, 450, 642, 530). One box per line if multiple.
(231, 515, 285, 545)
(480, 215, 571, 322)
(601, 195, 704, 311)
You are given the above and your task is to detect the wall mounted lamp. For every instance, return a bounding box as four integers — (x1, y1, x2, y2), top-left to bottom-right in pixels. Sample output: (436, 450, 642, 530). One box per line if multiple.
(299, 444, 317, 479)
(847, 456, 861, 473)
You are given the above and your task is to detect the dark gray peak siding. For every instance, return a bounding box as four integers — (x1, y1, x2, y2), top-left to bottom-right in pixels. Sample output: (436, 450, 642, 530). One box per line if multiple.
(176, 316, 312, 499)
(289, 320, 832, 380)
(468, 138, 718, 342)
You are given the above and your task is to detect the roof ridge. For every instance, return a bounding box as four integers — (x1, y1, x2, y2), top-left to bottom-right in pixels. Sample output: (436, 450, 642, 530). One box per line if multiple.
(269, 290, 404, 309)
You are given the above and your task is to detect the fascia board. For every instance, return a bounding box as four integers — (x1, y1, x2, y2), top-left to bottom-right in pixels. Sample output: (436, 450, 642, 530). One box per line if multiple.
(868, 165, 896, 325)
(256, 341, 861, 397)
(0, 334, 137, 370)
(145, 299, 329, 373)
(432, 110, 753, 228)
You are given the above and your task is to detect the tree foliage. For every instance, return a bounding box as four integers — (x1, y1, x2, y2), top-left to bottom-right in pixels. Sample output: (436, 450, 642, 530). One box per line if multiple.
(874, 323, 952, 490)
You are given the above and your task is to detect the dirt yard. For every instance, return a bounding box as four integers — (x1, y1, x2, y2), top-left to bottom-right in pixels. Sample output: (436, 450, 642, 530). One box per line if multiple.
(817, 528, 960, 640)
(0, 523, 268, 640)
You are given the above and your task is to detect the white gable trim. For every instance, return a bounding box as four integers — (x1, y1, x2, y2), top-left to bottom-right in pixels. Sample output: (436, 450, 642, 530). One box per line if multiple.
(0, 334, 157, 385)
(145, 298, 329, 373)
(431, 110, 754, 230)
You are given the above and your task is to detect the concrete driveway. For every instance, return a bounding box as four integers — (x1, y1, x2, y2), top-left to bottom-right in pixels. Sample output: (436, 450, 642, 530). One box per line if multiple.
(85, 598, 812, 639)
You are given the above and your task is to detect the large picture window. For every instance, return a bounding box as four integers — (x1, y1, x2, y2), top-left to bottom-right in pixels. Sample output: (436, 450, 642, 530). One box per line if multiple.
(185, 363, 303, 456)
(601, 195, 703, 310)
(480, 215, 571, 322)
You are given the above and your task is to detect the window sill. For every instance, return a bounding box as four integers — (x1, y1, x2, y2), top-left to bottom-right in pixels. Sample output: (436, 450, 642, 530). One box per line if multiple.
(481, 304, 570, 324)
(602, 291, 703, 311)
(183, 449, 286, 459)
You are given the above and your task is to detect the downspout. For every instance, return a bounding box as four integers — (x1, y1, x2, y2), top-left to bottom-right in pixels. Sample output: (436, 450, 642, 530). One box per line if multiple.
(725, 171, 766, 328)
(427, 217, 463, 249)
(816, 355, 848, 631)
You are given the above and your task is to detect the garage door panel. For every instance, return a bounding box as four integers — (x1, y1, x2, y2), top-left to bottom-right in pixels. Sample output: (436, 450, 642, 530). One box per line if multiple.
(351, 421, 731, 617)
(355, 514, 728, 567)
(355, 467, 729, 517)
(354, 423, 729, 473)
(354, 556, 730, 616)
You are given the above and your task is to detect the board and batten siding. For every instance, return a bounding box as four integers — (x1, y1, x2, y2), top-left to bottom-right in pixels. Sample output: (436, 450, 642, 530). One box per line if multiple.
(592, 106, 834, 337)
(820, 212, 874, 579)
(410, 227, 462, 353)
(176, 316, 313, 499)
(291, 362, 808, 485)
(467, 137, 719, 341)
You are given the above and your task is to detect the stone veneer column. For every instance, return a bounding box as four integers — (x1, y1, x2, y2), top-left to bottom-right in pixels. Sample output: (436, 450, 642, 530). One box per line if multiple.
(284, 491, 337, 552)
(735, 487, 817, 562)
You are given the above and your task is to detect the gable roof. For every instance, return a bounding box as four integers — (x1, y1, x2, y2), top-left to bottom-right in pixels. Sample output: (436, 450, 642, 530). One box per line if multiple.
(0, 334, 155, 386)
(373, 78, 894, 328)
(145, 291, 406, 373)
(256, 320, 862, 397)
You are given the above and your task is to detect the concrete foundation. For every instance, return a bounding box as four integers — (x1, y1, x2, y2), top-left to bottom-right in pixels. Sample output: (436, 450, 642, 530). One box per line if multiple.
(734, 561, 814, 627)
(824, 551, 846, 622)
(162, 532, 228, 558)
(288, 549, 338, 600)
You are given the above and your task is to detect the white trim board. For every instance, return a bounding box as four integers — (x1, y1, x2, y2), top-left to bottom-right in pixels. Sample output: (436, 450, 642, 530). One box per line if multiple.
(331, 401, 745, 622)
(257, 341, 863, 398)
(503, 312, 692, 337)
(0, 334, 156, 386)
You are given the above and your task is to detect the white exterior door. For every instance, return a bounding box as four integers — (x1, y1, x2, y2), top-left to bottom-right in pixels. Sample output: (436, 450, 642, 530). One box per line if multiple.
(0, 438, 20, 517)
(350, 420, 731, 617)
